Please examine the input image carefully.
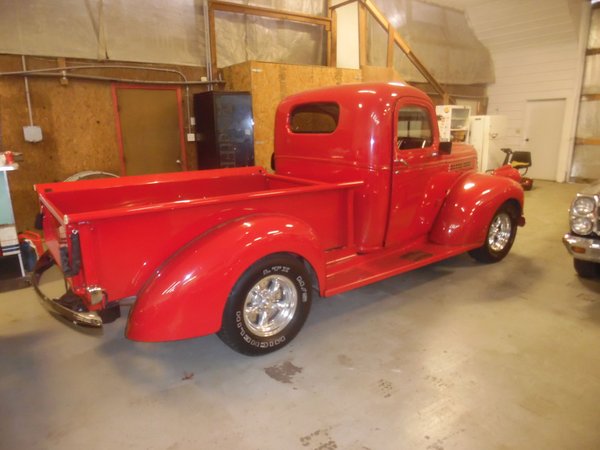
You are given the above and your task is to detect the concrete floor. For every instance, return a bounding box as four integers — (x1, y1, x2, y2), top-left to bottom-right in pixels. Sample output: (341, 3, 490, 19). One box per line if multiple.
(1, 180, 599, 450)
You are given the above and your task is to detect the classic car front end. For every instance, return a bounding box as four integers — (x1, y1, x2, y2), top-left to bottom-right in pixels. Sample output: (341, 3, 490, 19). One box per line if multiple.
(563, 181, 600, 278)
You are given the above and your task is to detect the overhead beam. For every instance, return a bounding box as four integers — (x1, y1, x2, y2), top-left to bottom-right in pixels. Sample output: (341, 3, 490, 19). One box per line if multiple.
(208, 1, 332, 74)
(386, 23, 395, 68)
(209, 1, 331, 30)
(328, 0, 337, 67)
(575, 137, 600, 146)
(358, 2, 368, 67)
(581, 93, 600, 101)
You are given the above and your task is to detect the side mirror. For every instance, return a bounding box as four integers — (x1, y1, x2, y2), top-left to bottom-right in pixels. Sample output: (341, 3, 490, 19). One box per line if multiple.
(439, 141, 452, 155)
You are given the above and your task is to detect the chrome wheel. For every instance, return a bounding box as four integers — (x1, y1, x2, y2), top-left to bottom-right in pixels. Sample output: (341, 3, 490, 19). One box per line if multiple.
(243, 275, 298, 338)
(487, 212, 512, 252)
(469, 203, 518, 264)
(218, 255, 313, 355)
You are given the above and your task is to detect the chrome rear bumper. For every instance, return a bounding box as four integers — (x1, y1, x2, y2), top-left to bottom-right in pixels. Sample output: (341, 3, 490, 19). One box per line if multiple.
(32, 252, 103, 328)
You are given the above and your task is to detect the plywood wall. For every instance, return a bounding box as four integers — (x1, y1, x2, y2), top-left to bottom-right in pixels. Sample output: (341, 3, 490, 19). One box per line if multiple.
(1, 55, 405, 231)
(0, 54, 207, 230)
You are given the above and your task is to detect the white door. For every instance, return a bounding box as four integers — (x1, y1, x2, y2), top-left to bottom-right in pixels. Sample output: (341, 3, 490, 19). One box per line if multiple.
(523, 99, 566, 180)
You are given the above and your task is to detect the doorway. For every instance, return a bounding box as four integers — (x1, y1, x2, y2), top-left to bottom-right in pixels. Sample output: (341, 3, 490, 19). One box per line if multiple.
(523, 99, 566, 181)
(112, 85, 187, 175)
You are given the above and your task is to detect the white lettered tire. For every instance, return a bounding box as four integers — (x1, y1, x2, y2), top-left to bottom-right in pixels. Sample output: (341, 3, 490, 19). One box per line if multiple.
(217, 254, 312, 356)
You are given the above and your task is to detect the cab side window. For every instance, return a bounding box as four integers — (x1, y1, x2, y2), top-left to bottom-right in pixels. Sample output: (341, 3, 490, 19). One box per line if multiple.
(397, 105, 432, 150)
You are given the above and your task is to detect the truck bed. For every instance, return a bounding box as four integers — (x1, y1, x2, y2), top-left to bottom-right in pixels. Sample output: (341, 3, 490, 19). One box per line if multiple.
(36, 166, 360, 301)
(37, 167, 328, 223)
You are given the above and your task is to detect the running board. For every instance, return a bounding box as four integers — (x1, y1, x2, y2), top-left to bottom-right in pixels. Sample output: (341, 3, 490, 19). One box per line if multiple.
(324, 242, 475, 297)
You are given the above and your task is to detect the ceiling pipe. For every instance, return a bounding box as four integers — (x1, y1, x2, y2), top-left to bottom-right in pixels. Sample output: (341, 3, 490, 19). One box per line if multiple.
(0, 64, 220, 86)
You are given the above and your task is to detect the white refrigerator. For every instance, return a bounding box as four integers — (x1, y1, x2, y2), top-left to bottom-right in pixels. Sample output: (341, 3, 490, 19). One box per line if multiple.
(467, 115, 508, 172)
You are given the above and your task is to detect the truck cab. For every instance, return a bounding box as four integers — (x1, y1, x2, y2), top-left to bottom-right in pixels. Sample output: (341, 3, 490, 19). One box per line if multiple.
(275, 83, 497, 253)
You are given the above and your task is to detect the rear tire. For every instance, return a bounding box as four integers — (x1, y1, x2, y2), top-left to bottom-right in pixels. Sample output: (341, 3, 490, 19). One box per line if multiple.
(469, 203, 518, 264)
(574, 259, 599, 279)
(217, 255, 312, 356)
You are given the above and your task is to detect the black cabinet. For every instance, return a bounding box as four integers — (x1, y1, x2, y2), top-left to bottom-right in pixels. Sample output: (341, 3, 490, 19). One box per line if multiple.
(193, 91, 254, 170)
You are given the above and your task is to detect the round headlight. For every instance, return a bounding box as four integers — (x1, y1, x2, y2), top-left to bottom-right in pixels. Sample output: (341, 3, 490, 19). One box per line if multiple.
(571, 216, 593, 235)
(572, 196, 596, 215)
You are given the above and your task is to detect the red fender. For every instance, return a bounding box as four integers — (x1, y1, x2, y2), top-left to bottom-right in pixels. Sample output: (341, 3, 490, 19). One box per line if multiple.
(126, 214, 326, 342)
(430, 172, 524, 247)
(490, 164, 522, 183)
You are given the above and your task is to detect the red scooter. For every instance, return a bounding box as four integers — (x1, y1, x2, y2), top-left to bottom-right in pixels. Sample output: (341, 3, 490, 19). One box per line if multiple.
(490, 148, 533, 191)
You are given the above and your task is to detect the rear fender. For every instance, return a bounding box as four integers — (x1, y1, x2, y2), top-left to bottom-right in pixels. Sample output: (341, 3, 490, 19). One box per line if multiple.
(126, 214, 325, 342)
(430, 172, 524, 247)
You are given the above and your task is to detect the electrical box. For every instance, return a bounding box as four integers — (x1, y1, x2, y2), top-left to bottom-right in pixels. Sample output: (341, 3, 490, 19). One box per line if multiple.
(23, 125, 43, 143)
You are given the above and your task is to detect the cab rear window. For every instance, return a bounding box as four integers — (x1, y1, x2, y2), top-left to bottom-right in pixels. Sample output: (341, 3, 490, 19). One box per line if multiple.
(290, 103, 339, 134)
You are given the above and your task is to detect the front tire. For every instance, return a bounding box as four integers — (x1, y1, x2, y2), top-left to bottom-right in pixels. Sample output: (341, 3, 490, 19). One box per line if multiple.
(574, 259, 599, 279)
(469, 203, 518, 264)
(217, 255, 312, 356)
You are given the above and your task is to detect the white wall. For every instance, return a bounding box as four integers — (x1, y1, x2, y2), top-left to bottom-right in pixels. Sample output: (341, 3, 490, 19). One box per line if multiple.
(465, 0, 589, 182)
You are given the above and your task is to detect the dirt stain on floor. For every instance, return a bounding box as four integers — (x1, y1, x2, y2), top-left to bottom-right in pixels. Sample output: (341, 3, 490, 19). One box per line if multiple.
(299, 428, 338, 449)
(264, 360, 303, 384)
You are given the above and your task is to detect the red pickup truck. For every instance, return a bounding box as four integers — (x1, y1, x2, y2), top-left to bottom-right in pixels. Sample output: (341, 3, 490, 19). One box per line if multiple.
(34, 82, 525, 355)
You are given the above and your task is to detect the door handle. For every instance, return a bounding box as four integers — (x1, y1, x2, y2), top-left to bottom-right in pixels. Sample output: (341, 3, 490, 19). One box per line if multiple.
(394, 158, 409, 167)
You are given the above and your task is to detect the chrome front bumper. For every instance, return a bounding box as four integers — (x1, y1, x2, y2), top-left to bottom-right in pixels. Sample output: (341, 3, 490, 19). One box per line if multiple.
(563, 233, 600, 263)
(32, 251, 103, 328)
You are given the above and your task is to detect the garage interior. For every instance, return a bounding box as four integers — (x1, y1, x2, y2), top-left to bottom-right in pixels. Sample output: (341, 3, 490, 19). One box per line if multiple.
(1, 0, 599, 449)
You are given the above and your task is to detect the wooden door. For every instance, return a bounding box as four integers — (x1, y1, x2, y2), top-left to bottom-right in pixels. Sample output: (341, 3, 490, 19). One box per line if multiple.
(113, 86, 187, 175)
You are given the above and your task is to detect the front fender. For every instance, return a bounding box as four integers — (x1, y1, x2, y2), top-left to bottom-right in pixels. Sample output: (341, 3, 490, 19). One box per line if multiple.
(430, 172, 524, 247)
(126, 214, 325, 342)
